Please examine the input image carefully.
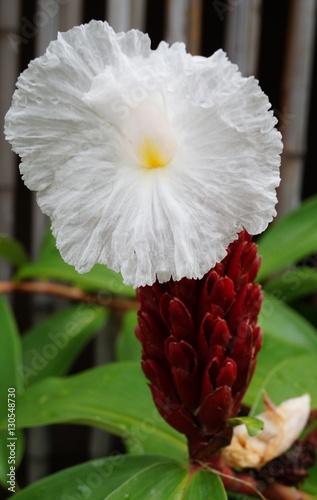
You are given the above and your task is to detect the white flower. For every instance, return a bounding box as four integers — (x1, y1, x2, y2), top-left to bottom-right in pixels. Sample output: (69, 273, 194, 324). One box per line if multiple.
(221, 393, 311, 469)
(5, 20, 282, 288)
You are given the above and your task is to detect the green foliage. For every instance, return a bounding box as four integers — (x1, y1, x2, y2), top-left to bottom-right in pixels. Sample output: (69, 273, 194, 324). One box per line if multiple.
(263, 267, 317, 302)
(0, 297, 24, 488)
(0, 362, 186, 462)
(11, 455, 226, 500)
(244, 293, 317, 406)
(0, 297, 24, 399)
(256, 195, 317, 281)
(1, 195, 317, 497)
(250, 354, 317, 415)
(114, 310, 141, 362)
(0, 235, 29, 267)
(21, 305, 108, 386)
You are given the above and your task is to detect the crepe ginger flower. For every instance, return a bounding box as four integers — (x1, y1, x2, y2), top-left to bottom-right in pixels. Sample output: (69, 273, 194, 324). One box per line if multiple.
(136, 230, 263, 462)
(5, 21, 282, 288)
(221, 393, 311, 469)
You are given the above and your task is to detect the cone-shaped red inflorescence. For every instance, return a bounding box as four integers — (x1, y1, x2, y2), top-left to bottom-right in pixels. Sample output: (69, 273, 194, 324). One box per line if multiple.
(136, 230, 263, 464)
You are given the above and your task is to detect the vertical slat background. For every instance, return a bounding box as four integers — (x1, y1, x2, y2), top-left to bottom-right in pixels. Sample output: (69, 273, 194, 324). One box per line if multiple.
(59, 0, 83, 32)
(225, 0, 262, 77)
(108, 0, 132, 31)
(277, 0, 317, 217)
(0, 0, 20, 281)
(187, 0, 202, 54)
(165, 0, 190, 44)
(1, 0, 317, 495)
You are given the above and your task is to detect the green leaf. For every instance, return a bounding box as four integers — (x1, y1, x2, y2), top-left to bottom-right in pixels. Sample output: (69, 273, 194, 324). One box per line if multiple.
(3, 362, 187, 462)
(10, 455, 177, 499)
(115, 310, 141, 362)
(0, 234, 28, 266)
(228, 417, 264, 437)
(15, 225, 135, 297)
(259, 293, 317, 349)
(250, 354, 317, 416)
(10, 454, 226, 500)
(244, 293, 317, 406)
(106, 460, 188, 499)
(108, 462, 226, 500)
(183, 469, 227, 499)
(263, 267, 317, 302)
(293, 302, 317, 329)
(257, 195, 317, 281)
(21, 305, 108, 386)
(0, 296, 24, 488)
(0, 296, 23, 406)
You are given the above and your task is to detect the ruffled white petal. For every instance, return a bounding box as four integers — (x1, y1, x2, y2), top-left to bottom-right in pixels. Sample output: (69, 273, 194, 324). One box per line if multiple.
(5, 20, 282, 288)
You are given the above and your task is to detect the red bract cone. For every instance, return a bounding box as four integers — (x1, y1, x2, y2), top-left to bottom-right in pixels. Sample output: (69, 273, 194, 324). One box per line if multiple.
(136, 230, 263, 464)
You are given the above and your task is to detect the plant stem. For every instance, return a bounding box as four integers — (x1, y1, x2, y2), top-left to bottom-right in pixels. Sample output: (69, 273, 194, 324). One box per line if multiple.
(0, 280, 139, 310)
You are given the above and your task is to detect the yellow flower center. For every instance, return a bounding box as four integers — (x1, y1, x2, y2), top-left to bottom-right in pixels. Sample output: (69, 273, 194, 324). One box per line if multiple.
(138, 136, 174, 169)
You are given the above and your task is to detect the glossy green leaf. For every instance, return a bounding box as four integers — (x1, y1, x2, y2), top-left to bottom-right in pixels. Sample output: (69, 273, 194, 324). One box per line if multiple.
(0, 296, 24, 488)
(0, 296, 23, 406)
(263, 267, 317, 302)
(250, 354, 317, 416)
(1, 362, 187, 462)
(228, 417, 263, 437)
(259, 293, 317, 349)
(15, 225, 135, 297)
(10, 455, 176, 500)
(106, 461, 188, 499)
(115, 310, 141, 362)
(21, 305, 108, 386)
(11, 454, 227, 500)
(294, 302, 317, 329)
(244, 293, 317, 406)
(0, 234, 28, 266)
(256, 195, 317, 282)
(110, 464, 227, 500)
(183, 469, 227, 499)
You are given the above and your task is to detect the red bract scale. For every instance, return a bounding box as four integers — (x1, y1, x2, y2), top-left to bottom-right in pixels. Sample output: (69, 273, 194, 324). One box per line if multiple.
(136, 229, 263, 464)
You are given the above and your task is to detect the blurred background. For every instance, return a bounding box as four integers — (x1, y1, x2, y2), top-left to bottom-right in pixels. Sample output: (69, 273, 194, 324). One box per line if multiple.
(0, 0, 317, 496)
